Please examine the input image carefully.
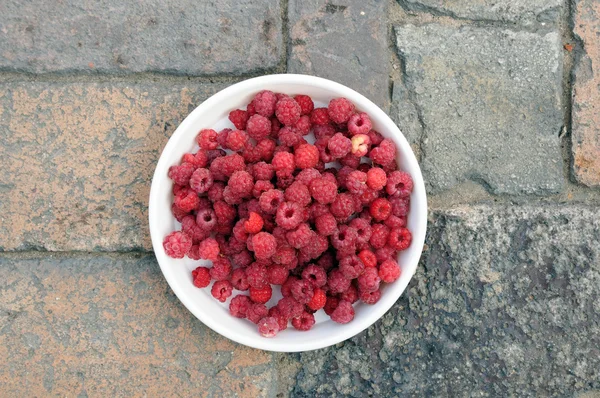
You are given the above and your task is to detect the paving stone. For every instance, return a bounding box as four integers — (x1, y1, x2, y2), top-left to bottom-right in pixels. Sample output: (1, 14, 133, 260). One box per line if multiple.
(0, 82, 223, 251)
(291, 204, 600, 396)
(571, 0, 600, 187)
(394, 24, 564, 195)
(288, 0, 389, 109)
(398, 0, 563, 25)
(0, 0, 282, 75)
(0, 253, 276, 397)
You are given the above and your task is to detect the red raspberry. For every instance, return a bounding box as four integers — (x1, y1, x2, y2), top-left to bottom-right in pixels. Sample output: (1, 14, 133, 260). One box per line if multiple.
(189, 168, 213, 194)
(370, 198, 392, 221)
(229, 295, 252, 318)
(277, 296, 303, 319)
(309, 202, 330, 221)
(327, 269, 351, 294)
(233, 219, 249, 242)
(348, 112, 372, 136)
(358, 249, 377, 268)
(346, 170, 368, 194)
(253, 180, 274, 199)
(349, 218, 372, 245)
(368, 130, 384, 146)
(242, 143, 262, 163)
(335, 166, 353, 190)
(244, 211, 264, 234)
(228, 170, 254, 198)
(163, 231, 192, 259)
(294, 115, 312, 135)
(272, 151, 296, 177)
(224, 129, 248, 151)
(367, 167, 387, 190)
(328, 98, 355, 124)
(386, 171, 414, 198)
(275, 97, 301, 126)
(357, 267, 381, 293)
(379, 259, 401, 283)
(330, 299, 355, 324)
(299, 234, 328, 262)
(214, 200, 237, 224)
(385, 215, 407, 229)
(182, 151, 205, 168)
(289, 278, 314, 304)
(390, 196, 410, 217)
(267, 265, 289, 285)
(210, 257, 232, 281)
(233, 249, 254, 269)
(208, 182, 225, 202)
(309, 178, 338, 205)
(221, 153, 246, 177)
(330, 193, 355, 220)
(247, 303, 269, 324)
(229, 109, 249, 130)
(182, 215, 209, 242)
(211, 280, 233, 303)
(370, 139, 397, 166)
(317, 252, 335, 271)
(291, 311, 316, 331)
(331, 225, 357, 251)
(247, 100, 257, 116)
(285, 223, 314, 249)
(188, 244, 201, 260)
(315, 212, 338, 236)
(294, 144, 319, 169)
(252, 232, 277, 260)
(278, 126, 304, 147)
(369, 224, 390, 249)
(206, 148, 226, 163)
(257, 138, 277, 161)
(350, 133, 371, 157)
(281, 276, 298, 298)
(223, 186, 243, 205)
(327, 133, 352, 159)
(259, 189, 285, 214)
(191, 266, 211, 288)
(250, 285, 273, 304)
(275, 201, 304, 230)
(198, 237, 219, 260)
(272, 245, 296, 265)
(324, 295, 340, 315)
(294, 95, 314, 115)
(246, 262, 268, 289)
(360, 288, 381, 304)
(196, 129, 218, 150)
(315, 137, 334, 163)
(307, 288, 327, 310)
(300, 264, 327, 288)
(341, 284, 359, 304)
(284, 181, 311, 207)
(168, 162, 195, 185)
(313, 124, 336, 140)
(251, 162, 274, 181)
(253, 90, 277, 117)
(174, 189, 200, 213)
(258, 317, 280, 338)
(388, 227, 412, 251)
(375, 246, 396, 264)
(268, 306, 289, 331)
(217, 128, 230, 148)
(339, 255, 365, 279)
(276, 175, 295, 190)
(247, 114, 272, 141)
(231, 268, 250, 291)
(310, 107, 331, 125)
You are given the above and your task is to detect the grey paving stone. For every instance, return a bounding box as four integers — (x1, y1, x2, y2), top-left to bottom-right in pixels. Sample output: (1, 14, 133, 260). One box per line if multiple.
(398, 0, 563, 25)
(288, 0, 389, 109)
(291, 204, 600, 397)
(0, 0, 282, 74)
(0, 253, 276, 396)
(394, 24, 564, 195)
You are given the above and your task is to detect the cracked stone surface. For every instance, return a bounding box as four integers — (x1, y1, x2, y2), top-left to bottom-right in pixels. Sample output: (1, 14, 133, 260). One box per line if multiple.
(0, 253, 276, 396)
(0, 0, 282, 74)
(291, 204, 600, 397)
(394, 24, 564, 195)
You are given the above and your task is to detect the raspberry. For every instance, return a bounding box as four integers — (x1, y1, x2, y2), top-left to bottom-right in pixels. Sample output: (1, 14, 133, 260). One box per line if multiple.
(331, 225, 357, 251)
(386, 171, 414, 198)
(388, 227, 412, 251)
(281, 276, 298, 298)
(244, 212, 264, 234)
(208, 182, 225, 202)
(310, 107, 331, 125)
(196, 129, 218, 150)
(385, 215, 406, 229)
(276, 175, 295, 190)
(210, 257, 232, 281)
(225, 129, 248, 151)
(168, 162, 195, 185)
(349, 218, 372, 245)
(335, 166, 353, 190)
(258, 317, 280, 337)
(233, 219, 249, 242)
(182, 215, 209, 242)
(278, 126, 303, 147)
(324, 295, 340, 315)
(251, 162, 274, 181)
(328, 133, 352, 159)
(309, 203, 330, 222)
(299, 265, 326, 288)
(370, 198, 392, 221)
(253, 180, 274, 199)
(217, 128, 230, 148)
(375, 246, 396, 264)
(252, 232, 277, 260)
(257, 138, 277, 161)
(174, 189, 200, 213)
(242, 143, 263, 163)
(328, 98, 355, 124)
(284, 181, 311, 207)
(330, 193, 355, 220)
(231, 268, 250, 291)
(221, 153, 246, 177)
(182, 151, 205, 168)
(330, 299, 355, 324)
(247, 303, 269, 324)
(250, 285, 272, 304)
(357, 267, 381, 293)
(291, 311, 316, 331)
(285, 223, 313, 249)
(246, 262, 268, 288)
(247, 100, 256, 116)
(198, 237, 220, 261)
(272, 151, 295, 177)
(267, 265, 289, 285)
(275, 97, 301, 126)
(276, 201, 304, 230)
(163, 231, 192, 259)
(306, 288, 327, 311)
(339, 255, 365, 279)
(340, 284, 359, 304)
(379, 259, 401, 283)
(368, 130, 384, 146)
(390, 196, 410, 217)
(229, 109, 249, 130)
(309, 178, 338, 205)
(348, 112, 372, 136)
(228, 170, 254, 198)
(223, 186, 243, 205)
(189, 168, 213, 194)
(246, 114, 272, 141)
(358, 249, 377, 268)
(370, 139, 396, 166)
(294, 115, 312, 135)
(346, 170, 368, 194)
(327, 269, 352, 294)
(211, 280, 233, 303)
(315, 212, 338, 236)
(191, 266, 211, 288)
(313, 124, 336, 140)
(350, 134, 371, 158)
(207, 148, 226, 163)
(188, 244, 201, 260)
(294, 143, 319, 169)
(360, 288, 381, 305)
(253, 90, 277, 117)
(315, 137, 334, 163)
(290, 278, 314, 304)
(214, 200, 237, 224)
(369, 224, 390, 249)
(366, 168, 387, 190)
(229, 295, 252, 318)
(272, 245, 296, 265)
(277, 296, 303, 319)
(294, 94, 314, 115)
(268, 306, 289, 331)
(259, 189, 285, 214)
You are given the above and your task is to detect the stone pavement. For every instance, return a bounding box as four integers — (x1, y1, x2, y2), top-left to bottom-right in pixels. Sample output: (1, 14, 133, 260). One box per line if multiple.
(0, 0, 599, 396)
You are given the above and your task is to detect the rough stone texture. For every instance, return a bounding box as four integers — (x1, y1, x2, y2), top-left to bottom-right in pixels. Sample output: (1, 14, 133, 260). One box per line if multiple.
(0, 253, 276, 397)
(398, 0, 563, 25)
(394, 24, 564, 195)
(0, 82, 222, 251)
(291, 204, 600, 397)
(288, 0, 389, 109)
(0, 0, 282, 75)
(571, 0, 600, 187)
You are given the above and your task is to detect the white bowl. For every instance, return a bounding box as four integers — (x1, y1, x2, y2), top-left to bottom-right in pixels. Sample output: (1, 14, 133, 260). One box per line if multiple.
(149, 74, 427, 352)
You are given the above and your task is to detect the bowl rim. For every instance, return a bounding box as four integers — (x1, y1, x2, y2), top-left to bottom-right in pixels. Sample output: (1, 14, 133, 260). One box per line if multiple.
(149, 73, 427, 352)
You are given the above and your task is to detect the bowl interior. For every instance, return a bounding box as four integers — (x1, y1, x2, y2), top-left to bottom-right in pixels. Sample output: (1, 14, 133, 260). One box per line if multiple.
(149, 74, 427, 352)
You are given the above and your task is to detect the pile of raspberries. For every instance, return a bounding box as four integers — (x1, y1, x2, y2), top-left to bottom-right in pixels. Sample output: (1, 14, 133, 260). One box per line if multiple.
(163, 91, 413, 338)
